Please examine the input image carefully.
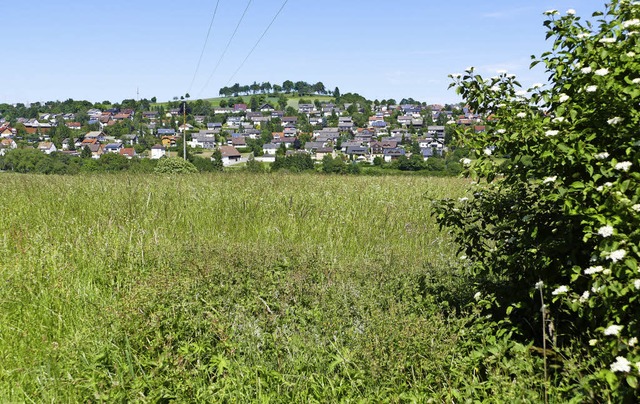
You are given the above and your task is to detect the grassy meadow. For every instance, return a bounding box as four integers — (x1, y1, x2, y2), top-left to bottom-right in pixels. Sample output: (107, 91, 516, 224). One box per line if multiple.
(0, 173, 548, 401)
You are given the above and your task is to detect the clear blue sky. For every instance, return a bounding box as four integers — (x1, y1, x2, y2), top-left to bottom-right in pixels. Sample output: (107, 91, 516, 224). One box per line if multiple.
(1, 0, 606, 106)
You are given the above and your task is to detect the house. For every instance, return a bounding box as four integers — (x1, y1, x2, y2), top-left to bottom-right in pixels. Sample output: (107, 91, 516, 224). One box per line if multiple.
(345, 146, 368, 158)
(262, 143, 278, 155)
(85, 131, 107, 142)
(218, 146, 242, 166)
(161, 136, 176, 147)
(178, 123, 194, 133)
(191, 132, 217, 149)
(397, 115, 413, 126)
(150, 144, 166, 159)
(383, 148, 406, 162)
(119, 148, 136, 159)
(157, 128, 176, 136)
(304, 141, 326, 152)
(0, 126, 14, 137)
(426, 126, 445, 140)
(86, 142, 104, 159)
(231, 137, 246, 148)
(104, 143, 123, 154)
(66, 122, 82, 130)
(260, 103, 275, 112)
(0, 138, 17, 155)
(298, 104, 315, 114)
(121, 134, 138, 145)
(282, 116, 298, 126)
(234, 104, 248, 112)
(283, 127, 297, 137)
(314, 147, 335, 161)
(338, 117, 354, 132)
(143, 111, 159, 120)
(37, 142, 57, 154)
(207, 122, 223, 130)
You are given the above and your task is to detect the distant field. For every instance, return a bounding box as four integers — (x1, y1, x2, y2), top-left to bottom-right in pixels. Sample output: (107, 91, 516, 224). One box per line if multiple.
(0, 173, 547, 401)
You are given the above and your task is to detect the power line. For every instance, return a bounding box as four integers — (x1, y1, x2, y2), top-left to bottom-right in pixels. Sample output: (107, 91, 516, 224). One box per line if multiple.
(225, 0, 289, 87)
(188, 0, 221, 94)
(197, 0, 253, 98)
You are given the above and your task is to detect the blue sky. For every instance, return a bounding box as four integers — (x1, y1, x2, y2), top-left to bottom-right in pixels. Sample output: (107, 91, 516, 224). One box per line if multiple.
(2, 0, 606, 105)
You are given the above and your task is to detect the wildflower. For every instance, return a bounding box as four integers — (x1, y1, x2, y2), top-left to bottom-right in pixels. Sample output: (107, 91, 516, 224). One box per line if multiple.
(474, 292, 482, 300)
(604, 324, 623, 336)
(579, 291, 590, 303)
(622, 19, 640, 28)
(635, 279, 640, 290)
(597, 225, 614, 237)
(581, 66, 592, 74)
(611, 356, 631, 373)
(559, 94, 570, 102)
(633, 78, 640, 84)
(586, 85, 598, 92)
(545, 130, 559, 137)
(516, 112, 527, 118)
(551, 285, 569, 295)
(461, 158, 472, 166)
(589, 339, 598, 346)
(585, 265, 604, 275)
(535, 280, 544, 290)
(607, 117, 623, 125)
(629, 337, 638, 346)
(594, 68, 609, 76)
(458, 197, 469, 202)
(615, 161, 632, 171)
(543, 176, 557, 184)
(483, 148, 492, 156)
(599, 37, 616, 43)
(607, 249, 627, 263)
(567, 9, 576, 15)
(595, 152, 610, 160)
(496, 129, 506, 134)
(632, 204, 640, 212)
(627, 51, 637, 57)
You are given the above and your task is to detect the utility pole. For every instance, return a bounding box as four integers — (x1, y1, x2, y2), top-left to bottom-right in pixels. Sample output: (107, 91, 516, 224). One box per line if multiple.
(183, 100, 187, 161)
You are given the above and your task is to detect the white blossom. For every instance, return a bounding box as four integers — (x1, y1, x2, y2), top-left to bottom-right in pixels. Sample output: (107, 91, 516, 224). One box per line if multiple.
(483, 148, 492, 156)
(446, 120, 456, 125)
(579, 291, 590, 303)
(622, 19, 640, 28)
(606, 249, 627, 263)
(577, 32, 591, 39)
(551, 285, 569, 295)
(585, 266, 604, 275)
(627, 51, 637, 57)
(633, 78, 640, 84)
(634, 279, 640, 290)
(516, 112, 527, 118)
(595, 151, 610, 160)
(597, 225, 614, 237)
(552, 117, 565, 123)
(632, 204, 640, 212)
(496, 129, 506, 134)
(604, 324, 623, 336)
(558, 94, 570, 102)
(474, 292, 482, 301)
(603, 268, 612, 275)
(566, 9, 576, 15)
(515, 90, 527, 96)
(594, 68, 609, 76)
(461, 158, 472, 166)
(615, 161, 632, 171)
(545, 130, 559, 137)
(607, 117, 623, 125)
(458, 197, 469, 202)
(535, 280, 544, 290)
(490, 85, 501, 92)
(611, 356, 631, 373)
(586, 85, 598, 92)
(581, 66, 592, 74)
(599, 37, 616, 44)
(589, 339, 598, 346)
(629, 337, 638, 346)
(543, 176, 557, 184)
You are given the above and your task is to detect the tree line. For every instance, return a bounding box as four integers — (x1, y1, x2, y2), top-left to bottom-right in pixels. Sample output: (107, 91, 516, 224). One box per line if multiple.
(218, 80, 338, 98)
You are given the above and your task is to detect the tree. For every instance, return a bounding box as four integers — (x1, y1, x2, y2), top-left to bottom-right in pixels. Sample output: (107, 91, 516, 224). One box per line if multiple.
(333, 87, 340, 98)
(154, 157, 197, 174)
(81, 145, 92, 159)
(283, 80, 294, 94)
(313, 81, 326, 95)
(433, 3, 640, 400)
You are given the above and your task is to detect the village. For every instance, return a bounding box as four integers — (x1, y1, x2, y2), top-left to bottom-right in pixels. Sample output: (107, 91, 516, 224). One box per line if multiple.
(0, 97, 485, 169)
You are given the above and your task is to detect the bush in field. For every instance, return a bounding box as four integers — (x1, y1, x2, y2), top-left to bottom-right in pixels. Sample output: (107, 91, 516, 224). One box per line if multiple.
(154, 157, 198, 174)
(434, 1, 639, 399)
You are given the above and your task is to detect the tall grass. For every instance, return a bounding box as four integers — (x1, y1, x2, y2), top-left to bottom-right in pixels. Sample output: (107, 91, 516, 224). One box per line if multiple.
(0, 173, 547, 401)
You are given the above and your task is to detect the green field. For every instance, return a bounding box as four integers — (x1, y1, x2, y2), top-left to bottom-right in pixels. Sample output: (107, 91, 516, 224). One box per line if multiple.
(0, 173, 548, 401)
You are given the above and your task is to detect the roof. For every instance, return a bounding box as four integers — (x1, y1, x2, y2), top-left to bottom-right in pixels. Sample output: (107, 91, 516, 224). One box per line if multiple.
(219, 146, 241, 157)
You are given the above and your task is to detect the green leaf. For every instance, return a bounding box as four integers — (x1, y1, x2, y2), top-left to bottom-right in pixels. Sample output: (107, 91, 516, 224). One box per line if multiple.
(627, 375, 638, 389)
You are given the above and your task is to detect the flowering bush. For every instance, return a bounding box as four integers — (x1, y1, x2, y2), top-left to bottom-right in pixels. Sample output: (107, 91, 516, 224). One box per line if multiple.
(434, 1, 639, 399)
